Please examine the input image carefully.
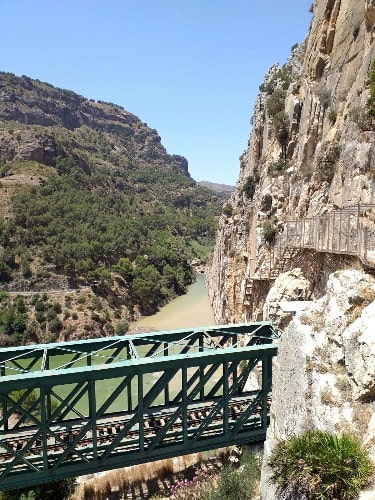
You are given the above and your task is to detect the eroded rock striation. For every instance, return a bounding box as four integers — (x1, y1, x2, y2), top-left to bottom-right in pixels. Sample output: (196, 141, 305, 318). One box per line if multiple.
(208, 0, 375, 496)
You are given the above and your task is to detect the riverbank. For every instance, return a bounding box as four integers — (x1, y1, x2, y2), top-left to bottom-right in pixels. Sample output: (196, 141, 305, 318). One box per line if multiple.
(129, 273, 215, 333)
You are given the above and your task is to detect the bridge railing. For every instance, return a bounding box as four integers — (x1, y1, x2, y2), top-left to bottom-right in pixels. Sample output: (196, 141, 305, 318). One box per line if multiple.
(0, 323, 278, 490)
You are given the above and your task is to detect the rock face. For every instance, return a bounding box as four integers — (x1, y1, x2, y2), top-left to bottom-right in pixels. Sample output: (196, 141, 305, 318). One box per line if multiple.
(261, 270, 375, 498)
(207, 0, 375, 496)
(208, 0, 375, 325)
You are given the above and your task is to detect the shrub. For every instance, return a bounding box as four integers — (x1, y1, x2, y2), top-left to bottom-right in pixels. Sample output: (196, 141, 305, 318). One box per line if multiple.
(328, 109, 337, 124)
(318, 90, 331, 110)
(115, 321, 129, 335)
(242, 173, 259, 199)
(266, 89, 287, 117)
(170, 452, 260, 500)
(268, 160, 288, 177)
(300, 163, 314, 179)
(367, 60, 375, 119)
(350, 106, 372, 130)
(223, 202, 233, 217)
(316, 141, 340, 182)
(49, 317, 62, 334)
(210, 452, 260, 500)
(0, 478, 76, 500)
(262, 218, 278, 243)
(269, 430, 373, 499)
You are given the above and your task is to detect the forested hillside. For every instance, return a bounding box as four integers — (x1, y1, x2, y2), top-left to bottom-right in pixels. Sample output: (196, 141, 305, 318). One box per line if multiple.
(0, 72, 224, 344)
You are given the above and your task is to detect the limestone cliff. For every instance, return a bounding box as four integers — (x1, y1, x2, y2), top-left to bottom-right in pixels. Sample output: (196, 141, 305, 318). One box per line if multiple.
(208, 0, 375, 323)
(208, 0, 375, 496)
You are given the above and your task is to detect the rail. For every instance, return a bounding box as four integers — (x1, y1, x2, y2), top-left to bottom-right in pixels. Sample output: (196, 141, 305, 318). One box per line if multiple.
(0, 323, 279, 490)
(271, 204, 375, 270)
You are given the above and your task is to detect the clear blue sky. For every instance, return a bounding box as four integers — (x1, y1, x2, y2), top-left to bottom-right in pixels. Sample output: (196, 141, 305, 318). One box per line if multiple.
(1, 1, 311, 185)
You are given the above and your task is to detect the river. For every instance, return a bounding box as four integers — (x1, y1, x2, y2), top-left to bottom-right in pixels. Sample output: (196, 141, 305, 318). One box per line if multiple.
(130, 273, 215, 332)
(35, 274, 215, 417)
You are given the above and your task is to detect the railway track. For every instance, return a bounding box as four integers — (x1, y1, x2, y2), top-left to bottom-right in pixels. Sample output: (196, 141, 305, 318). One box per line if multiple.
(0, 395, 271, 469)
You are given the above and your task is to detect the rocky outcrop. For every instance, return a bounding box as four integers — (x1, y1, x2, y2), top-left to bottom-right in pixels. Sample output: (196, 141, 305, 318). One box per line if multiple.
(208, 0, 375, 324)
(261, 270, 375, 498)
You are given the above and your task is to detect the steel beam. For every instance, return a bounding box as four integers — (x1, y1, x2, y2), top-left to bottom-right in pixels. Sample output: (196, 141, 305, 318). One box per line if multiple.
(0, 323, 278, 490)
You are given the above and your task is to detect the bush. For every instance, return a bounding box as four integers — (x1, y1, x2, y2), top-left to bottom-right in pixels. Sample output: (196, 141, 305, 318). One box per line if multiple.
(328, 109, 337, 124)
(268, 160, 288, 177)
(316, 141, 340, 182)
(367, 60, 375, 119)
(114, 321, 129, 335)
(242, 174, 259, 200)
(318, 90, 331, 110)
(269, 430, 373, 499)
(266, 89, 287, 117)
(0, 478, 76, 500)
(170, 452, 260, 500)
(223, 202, 233, 217)
(262, 219, 277, 243)
(210, 452, 260, 500)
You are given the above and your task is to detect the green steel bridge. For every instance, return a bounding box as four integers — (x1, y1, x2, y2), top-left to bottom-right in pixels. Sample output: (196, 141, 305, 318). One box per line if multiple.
(0, 322, 278, 490)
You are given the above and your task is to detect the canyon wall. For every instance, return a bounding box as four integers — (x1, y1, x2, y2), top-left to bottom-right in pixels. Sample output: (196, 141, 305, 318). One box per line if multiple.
(208, 0, 375, 497)
(208, 0, 375, 325)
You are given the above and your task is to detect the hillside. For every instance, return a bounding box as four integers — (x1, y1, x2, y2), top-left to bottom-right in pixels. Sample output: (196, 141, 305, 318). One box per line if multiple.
(198, 180, 235, 197)
(207, 0, 375, 497)
(0, 72, 224, 345)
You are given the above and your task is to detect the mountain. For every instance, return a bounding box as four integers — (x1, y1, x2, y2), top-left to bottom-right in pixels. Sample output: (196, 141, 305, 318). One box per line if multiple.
(198, 180, 235, 197)
(0, 72, 225, 344)
(207, 0, 375, 497)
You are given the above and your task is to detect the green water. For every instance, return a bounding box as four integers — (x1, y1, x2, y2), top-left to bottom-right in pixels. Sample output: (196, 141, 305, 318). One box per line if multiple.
(131, 273, 215, 332)
(11, 274, 216, 421)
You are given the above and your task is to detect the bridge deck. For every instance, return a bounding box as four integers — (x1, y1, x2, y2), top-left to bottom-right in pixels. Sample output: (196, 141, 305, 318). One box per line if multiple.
(0, 322, 278, 490)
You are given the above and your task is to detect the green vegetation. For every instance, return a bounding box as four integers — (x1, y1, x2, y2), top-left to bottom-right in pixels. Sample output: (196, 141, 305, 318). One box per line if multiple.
(242, 172, 260, 200)
(268, 160, 289, 177)
(274, 112, 290, 159)
(170, 451, 260, 499)
(0, 73, 225, 323)
(262, 218, 278, 243)
(0, 293, 30, 345)
(0, 478, 75, 500)
(223, 202, 233, 217)
(266, 89, 287, 118)
(317, 89, 332, 110)
(269, 430, 373, 499)
(316, 140, 341, 183)
(328, 109, 337, 124)
(259, 66, 291, 95)
(367, 60, 375, 119)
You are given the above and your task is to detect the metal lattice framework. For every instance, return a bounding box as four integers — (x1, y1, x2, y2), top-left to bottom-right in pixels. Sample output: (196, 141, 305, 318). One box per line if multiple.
(272, 204, 375, 270)
(0, 322, 278, 490)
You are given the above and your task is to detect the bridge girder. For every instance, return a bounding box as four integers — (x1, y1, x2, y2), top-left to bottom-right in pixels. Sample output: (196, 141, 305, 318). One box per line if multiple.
(0, 322, 278, 490)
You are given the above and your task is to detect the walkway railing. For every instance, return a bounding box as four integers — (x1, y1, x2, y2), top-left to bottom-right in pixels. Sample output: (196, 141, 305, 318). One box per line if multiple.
(271, 204, 375, 276)
(243, 205, 375, 311)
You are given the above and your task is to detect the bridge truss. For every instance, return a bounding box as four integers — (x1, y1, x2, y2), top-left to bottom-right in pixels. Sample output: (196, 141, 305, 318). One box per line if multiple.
(0, 322, 278, 490)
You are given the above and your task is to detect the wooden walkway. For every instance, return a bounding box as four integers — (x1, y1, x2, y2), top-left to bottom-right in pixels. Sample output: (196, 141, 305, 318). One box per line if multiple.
(270, 204, 375, 276)
(243, 204, 375, 308)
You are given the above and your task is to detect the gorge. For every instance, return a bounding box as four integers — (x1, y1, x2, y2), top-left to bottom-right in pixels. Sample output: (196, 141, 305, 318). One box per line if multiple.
(207, 0, 375, 497)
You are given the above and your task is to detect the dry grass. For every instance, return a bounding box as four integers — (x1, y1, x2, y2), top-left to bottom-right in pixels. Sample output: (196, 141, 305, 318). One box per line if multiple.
(320, 386, 336, 406)
(70, 450, 228, 500)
